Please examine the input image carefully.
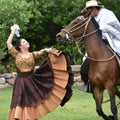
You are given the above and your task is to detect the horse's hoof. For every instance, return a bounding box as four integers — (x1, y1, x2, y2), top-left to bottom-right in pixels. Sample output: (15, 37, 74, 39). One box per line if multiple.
(106, 115, 115, 120)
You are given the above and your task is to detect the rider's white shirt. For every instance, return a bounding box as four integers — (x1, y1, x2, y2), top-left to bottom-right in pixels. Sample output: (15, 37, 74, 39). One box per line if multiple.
(95, 8, 120, 56)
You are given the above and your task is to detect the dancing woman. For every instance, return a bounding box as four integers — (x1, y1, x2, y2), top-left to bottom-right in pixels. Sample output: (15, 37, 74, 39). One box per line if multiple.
(7, 25, 73, 120)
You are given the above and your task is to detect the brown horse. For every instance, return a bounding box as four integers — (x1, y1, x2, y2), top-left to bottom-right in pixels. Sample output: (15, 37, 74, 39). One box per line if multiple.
(56, 11, 120, 120)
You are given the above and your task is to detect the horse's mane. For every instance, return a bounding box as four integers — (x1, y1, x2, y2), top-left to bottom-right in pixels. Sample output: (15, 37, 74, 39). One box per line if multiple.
(91, 17, 103, 40)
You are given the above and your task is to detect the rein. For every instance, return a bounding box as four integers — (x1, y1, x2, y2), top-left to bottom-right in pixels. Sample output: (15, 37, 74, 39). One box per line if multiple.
(60, 16, 116, 62)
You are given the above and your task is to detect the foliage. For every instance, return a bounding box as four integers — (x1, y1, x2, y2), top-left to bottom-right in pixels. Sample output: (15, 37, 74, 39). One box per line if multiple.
(54, 43, 84, 64)
(0, 42, 7, 73)
(23, 0, 87, 65)
(100, 0, 120, 20)
(24, 0, 120, 64)
(1, 0, 120, 72)
(24, 0, 85, 50)
(0, 0, 32, 73)
(0, 0, 32, 39)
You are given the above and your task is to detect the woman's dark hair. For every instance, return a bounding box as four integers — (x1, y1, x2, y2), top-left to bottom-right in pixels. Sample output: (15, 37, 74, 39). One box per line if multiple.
(16, 38, 22, 51)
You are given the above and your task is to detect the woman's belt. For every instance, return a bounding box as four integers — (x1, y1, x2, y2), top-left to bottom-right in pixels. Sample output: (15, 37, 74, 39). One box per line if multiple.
(17, 71, 33, 77)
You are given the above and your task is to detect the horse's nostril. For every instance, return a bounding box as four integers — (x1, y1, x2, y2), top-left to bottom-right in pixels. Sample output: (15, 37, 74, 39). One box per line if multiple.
(56, 34, 61, 38)
(56, 34, 62, 41)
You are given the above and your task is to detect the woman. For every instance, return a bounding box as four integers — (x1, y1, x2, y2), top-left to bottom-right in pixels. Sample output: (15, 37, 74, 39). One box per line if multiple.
(7, 26, 73, 120)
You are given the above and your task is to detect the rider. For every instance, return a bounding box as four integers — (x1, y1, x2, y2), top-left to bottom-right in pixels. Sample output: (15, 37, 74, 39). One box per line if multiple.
(79, 0, 120, 92)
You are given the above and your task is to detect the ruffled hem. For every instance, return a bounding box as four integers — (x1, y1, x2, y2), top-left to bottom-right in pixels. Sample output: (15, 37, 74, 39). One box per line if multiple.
(7, 50, 73, 120)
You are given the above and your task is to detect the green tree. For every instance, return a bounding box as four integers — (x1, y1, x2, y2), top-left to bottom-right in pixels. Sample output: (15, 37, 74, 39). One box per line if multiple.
(1, 0, 120, 72)
(25, 0, 86, 46)
(100, 0, 120, 20)
(0, 0, 32, 73)
(25, 0, 120, 64)
(24, 0, 87, 64)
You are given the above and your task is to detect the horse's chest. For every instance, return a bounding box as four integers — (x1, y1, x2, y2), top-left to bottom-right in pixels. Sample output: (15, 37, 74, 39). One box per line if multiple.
(89, 68, 104, 81)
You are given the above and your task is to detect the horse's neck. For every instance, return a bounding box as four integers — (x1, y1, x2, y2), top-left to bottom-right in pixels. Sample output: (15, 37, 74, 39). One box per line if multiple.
(84, 20, 110, 59)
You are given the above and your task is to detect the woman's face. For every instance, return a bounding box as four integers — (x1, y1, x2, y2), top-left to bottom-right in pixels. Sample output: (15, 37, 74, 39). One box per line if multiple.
(20, 39, 30, 50)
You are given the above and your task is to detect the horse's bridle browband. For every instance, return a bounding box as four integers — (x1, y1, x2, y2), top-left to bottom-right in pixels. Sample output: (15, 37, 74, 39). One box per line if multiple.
(60, 16, 116, 62)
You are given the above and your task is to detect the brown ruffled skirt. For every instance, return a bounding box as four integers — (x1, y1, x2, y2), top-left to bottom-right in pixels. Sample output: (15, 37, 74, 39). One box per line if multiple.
(7, 50, 74, 120)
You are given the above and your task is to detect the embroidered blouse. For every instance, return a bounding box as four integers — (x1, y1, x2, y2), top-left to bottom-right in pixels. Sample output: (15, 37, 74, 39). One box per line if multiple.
(9, 47, 40, 73)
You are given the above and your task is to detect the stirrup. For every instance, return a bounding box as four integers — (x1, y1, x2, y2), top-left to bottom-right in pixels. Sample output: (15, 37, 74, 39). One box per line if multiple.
(86, 80, 93, 93)
(78, 82, 88, 92)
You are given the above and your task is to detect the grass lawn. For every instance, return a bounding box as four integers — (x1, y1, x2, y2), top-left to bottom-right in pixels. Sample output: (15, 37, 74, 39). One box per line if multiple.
(0, 86, 120, 120)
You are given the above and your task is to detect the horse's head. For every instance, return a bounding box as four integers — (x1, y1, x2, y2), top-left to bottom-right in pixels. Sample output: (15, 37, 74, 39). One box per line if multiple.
(56, 9, 93, 44)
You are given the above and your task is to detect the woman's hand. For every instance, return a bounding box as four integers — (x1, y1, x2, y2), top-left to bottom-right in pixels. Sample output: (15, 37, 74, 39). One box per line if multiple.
(44, 47, 54, 53)
(7, 25, 18, 50)
(38, 47, 54, 56)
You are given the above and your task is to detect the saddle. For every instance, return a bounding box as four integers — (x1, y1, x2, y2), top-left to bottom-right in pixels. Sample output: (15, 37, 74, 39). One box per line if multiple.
(79, 40, 120, 93)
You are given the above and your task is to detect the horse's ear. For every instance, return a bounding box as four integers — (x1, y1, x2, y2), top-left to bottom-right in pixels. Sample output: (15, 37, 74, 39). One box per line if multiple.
(80, 8, 87, 16)
(81, 8, 92, 18)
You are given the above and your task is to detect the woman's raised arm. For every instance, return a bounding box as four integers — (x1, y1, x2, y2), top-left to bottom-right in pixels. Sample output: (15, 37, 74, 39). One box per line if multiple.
(6, 27, 16, 50)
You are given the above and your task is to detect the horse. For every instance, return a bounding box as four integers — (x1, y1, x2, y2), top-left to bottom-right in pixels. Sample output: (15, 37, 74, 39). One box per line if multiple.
(56, 10, 120, 120)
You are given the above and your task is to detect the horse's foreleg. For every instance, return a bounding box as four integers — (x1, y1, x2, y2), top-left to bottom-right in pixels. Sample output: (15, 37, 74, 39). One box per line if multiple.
(93, 87, 108, 120)
(115, 87, 120, 106)
(106, 84, 118, 120)
(115, 87, 120, 98)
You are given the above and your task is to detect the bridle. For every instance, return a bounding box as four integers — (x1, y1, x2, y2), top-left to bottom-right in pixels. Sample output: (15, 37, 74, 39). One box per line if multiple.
(61, 16, 97, 43)
(60, 16, 116, 62)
